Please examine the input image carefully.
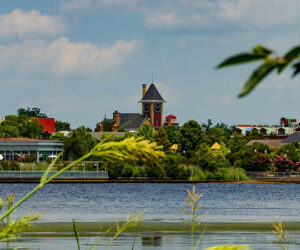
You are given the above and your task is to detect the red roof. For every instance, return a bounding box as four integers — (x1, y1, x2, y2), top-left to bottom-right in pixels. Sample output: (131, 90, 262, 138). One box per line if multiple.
(167, 114, 176, 118)
(0, 138, 50, 141)
(38, 118, 55, 134)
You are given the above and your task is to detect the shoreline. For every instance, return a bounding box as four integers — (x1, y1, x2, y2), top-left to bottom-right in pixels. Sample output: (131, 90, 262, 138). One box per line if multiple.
(11, 221, 300, 237)
(0, 177, 300, 184)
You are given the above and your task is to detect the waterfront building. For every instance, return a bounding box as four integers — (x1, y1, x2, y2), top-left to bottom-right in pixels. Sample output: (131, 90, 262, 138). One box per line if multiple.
(0, 138, 63, 162)
(236, 117, 300, 137)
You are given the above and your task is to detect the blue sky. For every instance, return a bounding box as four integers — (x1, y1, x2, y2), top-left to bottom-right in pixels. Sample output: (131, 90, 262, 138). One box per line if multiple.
(1, 0, 300, 129)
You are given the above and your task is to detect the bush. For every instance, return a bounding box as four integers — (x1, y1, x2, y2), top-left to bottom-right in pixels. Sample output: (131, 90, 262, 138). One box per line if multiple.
(177, 166, 190, 180)
(272, 155, 295, 172)
(121, 165, 134, 177)
(249, 153, 271, 171)
(1, 161, 19, 170)
(144, 164, 166, 179)
(163, 155, 180, 178)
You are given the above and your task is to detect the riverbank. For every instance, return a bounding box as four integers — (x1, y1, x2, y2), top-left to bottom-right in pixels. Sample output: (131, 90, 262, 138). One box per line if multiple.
(12, 221, 300, 237)
(0, 177, 300, 183)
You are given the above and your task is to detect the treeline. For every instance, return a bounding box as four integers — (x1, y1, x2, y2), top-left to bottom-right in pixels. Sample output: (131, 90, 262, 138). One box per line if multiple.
(49, 119, 272, 180)
(0, 108, 70, 139)
(2, 108, 299, 180)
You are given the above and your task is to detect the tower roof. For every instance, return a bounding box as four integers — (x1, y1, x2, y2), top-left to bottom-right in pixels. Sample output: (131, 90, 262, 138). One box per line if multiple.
(141, 83, 165, 103)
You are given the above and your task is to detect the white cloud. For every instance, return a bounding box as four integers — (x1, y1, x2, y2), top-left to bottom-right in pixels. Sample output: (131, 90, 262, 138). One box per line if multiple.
(0, 37, 140, 78)
(219, 0, 300, 27)
(0, 9, 66, 39)
(61, 0, 300, 31)
(60, 0, 139, 12)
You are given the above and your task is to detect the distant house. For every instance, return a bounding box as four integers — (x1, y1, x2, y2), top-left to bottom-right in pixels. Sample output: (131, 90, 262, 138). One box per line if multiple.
(163, 114, 179, 129)
(236, 117, 300, 137)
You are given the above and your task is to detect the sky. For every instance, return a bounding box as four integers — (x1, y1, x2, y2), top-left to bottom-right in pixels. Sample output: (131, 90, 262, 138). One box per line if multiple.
(1, 0, 300, 129)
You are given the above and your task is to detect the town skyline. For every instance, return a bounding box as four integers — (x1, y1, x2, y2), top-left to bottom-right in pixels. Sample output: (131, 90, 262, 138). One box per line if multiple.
(0, 1, 300, 128)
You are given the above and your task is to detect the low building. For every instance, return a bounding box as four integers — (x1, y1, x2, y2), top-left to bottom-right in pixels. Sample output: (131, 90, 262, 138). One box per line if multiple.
(163, 114, 179, 129)
(236, 117, 300, 137)
(246, 139, 284, 148)
(0, 138, 63, 162)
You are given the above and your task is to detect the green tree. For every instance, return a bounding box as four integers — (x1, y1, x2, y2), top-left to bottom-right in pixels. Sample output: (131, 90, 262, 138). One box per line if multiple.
(245, 129, 264, 141)
(194, 142, 230, 171)
(0, 124, 19, 138)
(63, 126, 97, 160)
(178, 120, 205, 158)
(55, 121, 70, 131)
(136, 124, 154, 141)
(201, 119, 213, 132)
(99, 118, 113, 132)
(154, 128, 171, 151)
(207, 127, 231, 145)
(164, 125, 178, 144)
(3, 115, 44, 138)
(228, 133, 247, 153)
(276, 143, 300, 163)
(251, 142, 270, 154)
(17, 107, 47, 117)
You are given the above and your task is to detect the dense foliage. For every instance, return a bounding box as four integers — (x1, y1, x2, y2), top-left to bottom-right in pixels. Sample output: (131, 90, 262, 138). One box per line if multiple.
(1, 108, 300, 179)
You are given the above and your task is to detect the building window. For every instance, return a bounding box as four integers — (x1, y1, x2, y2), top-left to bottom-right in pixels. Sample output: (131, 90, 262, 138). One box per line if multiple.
(278, 128, 285, 136)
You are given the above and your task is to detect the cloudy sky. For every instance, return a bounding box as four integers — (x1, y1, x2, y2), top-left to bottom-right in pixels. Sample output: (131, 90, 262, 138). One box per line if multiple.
(1, 0, 300, 129)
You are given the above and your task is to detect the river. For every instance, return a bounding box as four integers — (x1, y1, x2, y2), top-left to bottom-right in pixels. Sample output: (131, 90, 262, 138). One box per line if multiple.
(1, 183, 300, 249)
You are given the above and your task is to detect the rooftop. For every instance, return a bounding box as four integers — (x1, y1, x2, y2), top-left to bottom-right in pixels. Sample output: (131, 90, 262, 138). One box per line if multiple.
(140, 83, 165, 103)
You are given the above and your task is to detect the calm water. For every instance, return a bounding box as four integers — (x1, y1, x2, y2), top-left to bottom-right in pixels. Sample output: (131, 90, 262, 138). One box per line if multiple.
(1, 183, 300, 222)
(1, 183, 300, 249)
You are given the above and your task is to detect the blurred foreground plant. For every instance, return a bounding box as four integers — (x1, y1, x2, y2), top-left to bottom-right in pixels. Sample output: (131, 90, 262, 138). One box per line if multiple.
(271, 218, 294, 250)
(0, 193, 41, 249)
(180, 185, 207, 250)
(217, 44, 300, 97)
(72, 210, 145, 250)
(204, 245, 251, 250)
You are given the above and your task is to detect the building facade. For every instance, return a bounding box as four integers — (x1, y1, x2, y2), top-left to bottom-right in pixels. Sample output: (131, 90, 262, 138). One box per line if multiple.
(98, 82, 171, 132)
(236, 117, 300, 136)
(0, 138, 63, 162)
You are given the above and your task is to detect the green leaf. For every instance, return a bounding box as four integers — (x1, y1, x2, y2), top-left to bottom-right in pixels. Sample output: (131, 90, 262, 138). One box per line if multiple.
(73, 219, 81, 250)
(40, 151, 63, 185)
(239, 62, 278, 98)
(284, 46, 300, 61)
(252, 44, 273, 56)
(292, 62, 300, 77)
(217, 53, 265, 68)
(277, 62, 288, 74)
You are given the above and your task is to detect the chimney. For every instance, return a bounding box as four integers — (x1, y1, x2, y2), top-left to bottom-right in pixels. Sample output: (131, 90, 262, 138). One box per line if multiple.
(113, 110, 121, 126)
(113, 123, 118, 132)
(98, 123, 103, 132)
(142, 84, 146, 97)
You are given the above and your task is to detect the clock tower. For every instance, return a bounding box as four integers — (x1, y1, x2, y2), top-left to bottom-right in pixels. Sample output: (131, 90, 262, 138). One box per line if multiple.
(139, 82, 166, 129)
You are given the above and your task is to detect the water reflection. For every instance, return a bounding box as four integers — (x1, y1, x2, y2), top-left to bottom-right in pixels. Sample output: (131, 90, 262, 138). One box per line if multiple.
(141, 233, 162, 246)
(9, 231, 300, 250)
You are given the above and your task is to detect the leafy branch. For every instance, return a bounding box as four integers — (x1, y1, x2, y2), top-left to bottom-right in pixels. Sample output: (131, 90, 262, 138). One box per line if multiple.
(217, 44, 300, 97)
